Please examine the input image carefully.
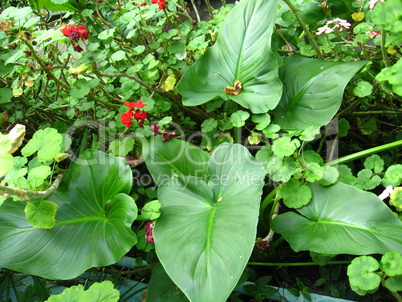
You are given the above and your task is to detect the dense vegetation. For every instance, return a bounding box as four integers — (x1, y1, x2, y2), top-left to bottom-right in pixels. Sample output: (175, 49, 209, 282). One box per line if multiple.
(0, 0, 401, 301)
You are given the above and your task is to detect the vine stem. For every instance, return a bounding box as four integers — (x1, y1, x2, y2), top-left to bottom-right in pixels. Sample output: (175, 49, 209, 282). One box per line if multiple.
(326, 140, 402, 166)
(260, 186, 279, 217)
(248, 260, 351, 266)
(0, 174, 64, 201)
(380, 28, 391, 67)
(282, 0, 324, 60)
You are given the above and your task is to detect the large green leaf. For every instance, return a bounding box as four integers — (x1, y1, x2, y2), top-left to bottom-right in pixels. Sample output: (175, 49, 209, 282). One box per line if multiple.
(272, 182, 402, 254)
(0, 150, 137, 279)
(176, 0, 282, 114)
(146, 264, 189, 302)
(154, 143, 266, 302)
(143, 137, 209, 186)
(273, 57, 367, 130)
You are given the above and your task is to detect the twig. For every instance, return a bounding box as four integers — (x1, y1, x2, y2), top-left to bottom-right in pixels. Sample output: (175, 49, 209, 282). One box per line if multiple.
(0, 174, 64, 201)
(190, 0, 201, 22)
(282, 0, 324, 60)
(380, 28, 391, 67)
(262, 201, 280, 243)
(204, 0, 214, 19)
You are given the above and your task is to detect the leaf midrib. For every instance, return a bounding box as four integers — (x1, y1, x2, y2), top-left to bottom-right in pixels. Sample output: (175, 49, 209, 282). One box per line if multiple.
(313, 218, 402, 241)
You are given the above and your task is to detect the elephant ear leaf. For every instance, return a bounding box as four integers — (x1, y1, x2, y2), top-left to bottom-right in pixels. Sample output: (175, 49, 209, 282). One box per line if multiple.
(272, 182, 402, 255)
(177, 0, 282, 114)
(154, 143, 266, 302)
(0, 150, 137, 280)
(273, 56, 367, 130)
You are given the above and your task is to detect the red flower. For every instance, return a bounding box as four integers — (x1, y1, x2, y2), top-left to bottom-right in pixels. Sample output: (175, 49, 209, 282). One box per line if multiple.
(151, 125, 160, 136)
(75, 26, 89, 40)
(61, 24, 74, 36)
(151, 0, 166, 9)
(124, 100, 147, 109)
(139, 1, 147, 6)
(145, 221, 155, 244)
(73, 45, 84, 52)
(61, 24, 89, 41)
(134, 110, 147, 121)
(120, 111, 133, 128)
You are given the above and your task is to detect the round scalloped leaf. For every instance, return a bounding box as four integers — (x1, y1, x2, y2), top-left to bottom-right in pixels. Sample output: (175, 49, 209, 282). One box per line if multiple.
(279, 178, 312, 208)
(385, 275, 402, 292)
(24, 200, 57, 229)
(371, 0, 402, 33)
(364, 154, 384, 173)
(0, 152, 13, 178)
(140, 200, 161, 221)
(230, 110, 250, 127)
(0, 150, 137, 279)
(21, 128, 62, 163)
(383, 164, 402, 187)
(353, 81, 373, 98)
(347, 256, 380, 291)
(380, 252, 402, 277)
(390, 187, 402, 210)
(272, 136, 300, 158)
(46, 281, 119, 302)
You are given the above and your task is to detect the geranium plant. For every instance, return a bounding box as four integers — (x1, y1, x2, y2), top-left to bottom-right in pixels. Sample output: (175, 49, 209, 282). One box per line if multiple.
(0, 0, 401, 301)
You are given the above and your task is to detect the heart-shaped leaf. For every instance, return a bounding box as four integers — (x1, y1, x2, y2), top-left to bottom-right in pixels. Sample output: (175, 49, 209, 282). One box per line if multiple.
(272, 182, 402, 254)
(0, 150, 137, 279)
(143, 137, 210, 186)
(273, 57, 367, 130)
(154, 143, 266, 302)
(177, 0, 282, 114)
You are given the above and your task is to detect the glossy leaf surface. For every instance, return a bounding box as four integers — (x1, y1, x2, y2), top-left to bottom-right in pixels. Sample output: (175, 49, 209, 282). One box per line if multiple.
(272, 182, 402, 254)
(273, 57, 366, 130)
(0, 150, 137, 279)
(154, 144, 266, 302)
(177, 0, 282, 114)
(143, 137, 209, 186)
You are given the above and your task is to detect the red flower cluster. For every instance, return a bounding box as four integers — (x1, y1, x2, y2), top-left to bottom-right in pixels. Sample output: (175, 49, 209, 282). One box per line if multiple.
(145, 221, 155, 244)
(120, 100, 148, 128)
(151, 0, 166, 9)
(61, 24, 89, 52)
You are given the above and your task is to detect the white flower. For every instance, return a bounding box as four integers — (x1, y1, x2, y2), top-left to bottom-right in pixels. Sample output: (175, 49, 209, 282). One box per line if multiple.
(378, 185, 394, 200)
(369, 0, 385, 10)
(316, 18, 351, 35)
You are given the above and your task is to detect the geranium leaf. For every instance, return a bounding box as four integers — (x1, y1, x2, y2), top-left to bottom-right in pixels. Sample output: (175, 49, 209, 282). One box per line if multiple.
(21, 128, 63, 163)
(24, 200, 57, 229)
(46, 281, 120, 302)
(347, 256, 381, 292)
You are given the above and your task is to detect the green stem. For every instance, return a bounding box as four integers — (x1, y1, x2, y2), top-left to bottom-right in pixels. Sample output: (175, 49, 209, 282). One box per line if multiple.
(326, 140, 402, 166)
(260, 187, 279, 217)
(282, 0, 324, 60)
(0, 174, 64, 201)
(204, 0, 214, 19)
(248, 260, 351, 266)
(380, 28, 391, 67)
(234, 127, 241, 144)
